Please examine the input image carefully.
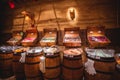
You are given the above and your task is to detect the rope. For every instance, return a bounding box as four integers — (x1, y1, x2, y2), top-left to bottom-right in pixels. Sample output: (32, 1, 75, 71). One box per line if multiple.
(52, 0, 60, 31)
(52, 0, 62, 45)
(36, 6, 42, 29)
(21, 6, 27, 32)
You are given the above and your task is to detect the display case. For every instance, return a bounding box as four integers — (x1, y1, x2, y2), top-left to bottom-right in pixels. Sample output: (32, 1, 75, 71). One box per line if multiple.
(21, 28, 38, 46)
(40, 28, 57, 47)
(63, 27, 81, 47)
(87, 26, 110, 47)
(7, 30, 23, 45)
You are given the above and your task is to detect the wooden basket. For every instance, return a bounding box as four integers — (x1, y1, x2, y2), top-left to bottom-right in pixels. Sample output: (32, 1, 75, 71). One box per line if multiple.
(63, 27, 81, 47)
(21, 29, 38, 46)
(87, 26, 110, 47)
(7, 30, 23, 45)
(40, 28, 57, 47)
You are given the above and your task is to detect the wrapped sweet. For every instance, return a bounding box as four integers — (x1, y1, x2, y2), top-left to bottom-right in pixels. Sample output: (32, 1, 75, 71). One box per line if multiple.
(64, 48, 83, 57)
(27, 47, 42, 54)
(43, 45, 59, 55)
(85, 48, 115, 59)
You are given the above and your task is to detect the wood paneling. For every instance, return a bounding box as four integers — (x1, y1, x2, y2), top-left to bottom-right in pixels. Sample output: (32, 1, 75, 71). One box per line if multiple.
(0, 0, 119, 33)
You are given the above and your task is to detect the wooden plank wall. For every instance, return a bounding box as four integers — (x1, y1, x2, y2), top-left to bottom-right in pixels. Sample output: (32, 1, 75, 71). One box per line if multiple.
(0, 0, 119, 33)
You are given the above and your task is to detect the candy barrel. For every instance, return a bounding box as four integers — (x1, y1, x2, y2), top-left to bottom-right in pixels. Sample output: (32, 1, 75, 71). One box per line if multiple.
(113, 53, 120, 80)
(43, 47, 61, 80)
(13, 48, 26, 80)
(0, 46, 13, 78)
(62, 48, 83, 80)
(85, 48, 115, 80)
(25, 47, 43, 80)
(44, 52, 61, 80)
(112, 65, 120, 80)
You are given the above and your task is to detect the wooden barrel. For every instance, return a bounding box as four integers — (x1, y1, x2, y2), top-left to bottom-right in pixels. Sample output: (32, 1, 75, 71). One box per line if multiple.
(44, 52, 61, 80)
(25, 51, 43, 80)
(62, 49, 83, 80)
(0, 50, 13, 78)
(112, 64, 120, 80)
(13, 49, 25, 80)
(85, 56, 115, 80)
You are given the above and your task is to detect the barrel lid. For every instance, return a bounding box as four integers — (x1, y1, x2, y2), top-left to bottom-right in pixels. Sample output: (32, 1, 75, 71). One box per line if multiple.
(63, 48, 82, 57)
(0, 46, 13, 53)
(85, 48, 115, 62)
(14, 47, 25, 53)
(27, 47, 42, 54)
(43, 46, 60, 55)
(14, 49, 23, 53)
(0, 50, 13, 53)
